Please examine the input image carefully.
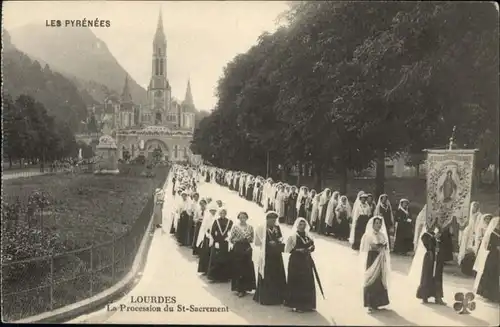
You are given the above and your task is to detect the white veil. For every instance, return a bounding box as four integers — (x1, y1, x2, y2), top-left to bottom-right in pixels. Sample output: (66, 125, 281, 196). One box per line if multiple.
(296, 187, 306, 212)
(408, 224, 433, 286)
(325, 191, 340, 227)
(285, 217, 312, 253)
(472, 217, 499, 293)
(349, 191, 365, 244)
(335, 195, 352, 218)
(255, 211, 280, 279)
(196, 204, 217, 248)
(413, 205, 427, 252)
(457, 203, 480, 264)
(359, 216, 391, 289)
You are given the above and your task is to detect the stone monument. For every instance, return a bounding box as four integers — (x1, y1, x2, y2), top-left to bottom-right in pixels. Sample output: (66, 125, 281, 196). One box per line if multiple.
(94, 134, 119, 174)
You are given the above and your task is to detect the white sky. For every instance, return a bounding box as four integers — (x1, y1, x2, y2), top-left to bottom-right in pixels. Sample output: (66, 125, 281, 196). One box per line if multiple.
(3, 0, 289, 110)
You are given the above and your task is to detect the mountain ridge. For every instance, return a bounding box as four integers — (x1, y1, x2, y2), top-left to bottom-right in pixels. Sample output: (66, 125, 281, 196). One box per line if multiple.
(2, 29, 90, 132)
(8, 24, 147, 105)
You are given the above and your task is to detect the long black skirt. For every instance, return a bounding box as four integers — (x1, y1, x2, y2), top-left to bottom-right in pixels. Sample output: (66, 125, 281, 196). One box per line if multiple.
(285, 252, 316, 310)
(460, 252, 476, 276)
(476, 249, 500, 303)
(192, 221, 202, 255)
(363, 251, 390, 308)
(176, 212, 191, 246)
(336, 218, 350, 240)
(169, 216, 176, 234)
(416, 251, 444, 300)
(253, 251, 287, 305)
(286, 205, 297, 225)
(246, 187, 254, 201)
(352, 215, 370, 250)
(317, 206, 328, 234)
(207, 242, 232, 282)
(231, 242, 256, 292)
(197, 237, 211, 273)
(393, 221, 414, 254)
(298, 205, 307, 220)
(186, 218, 195, 248)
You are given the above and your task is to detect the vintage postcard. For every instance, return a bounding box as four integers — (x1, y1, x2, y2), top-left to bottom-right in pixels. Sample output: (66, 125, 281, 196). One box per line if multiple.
(1, 0, 499, 326)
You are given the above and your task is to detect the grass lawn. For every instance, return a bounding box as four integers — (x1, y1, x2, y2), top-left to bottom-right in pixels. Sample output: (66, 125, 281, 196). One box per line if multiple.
(1, 165, 169, 321)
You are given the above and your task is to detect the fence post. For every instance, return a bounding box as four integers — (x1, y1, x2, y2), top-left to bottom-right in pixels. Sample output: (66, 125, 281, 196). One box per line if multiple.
(50, 255, 54, 310)
(89, 246, 94, 296)
(111, 236, 115, 281)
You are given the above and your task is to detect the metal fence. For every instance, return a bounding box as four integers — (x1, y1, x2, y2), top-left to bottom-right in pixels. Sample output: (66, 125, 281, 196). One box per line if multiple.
(1, 166, 169, 321)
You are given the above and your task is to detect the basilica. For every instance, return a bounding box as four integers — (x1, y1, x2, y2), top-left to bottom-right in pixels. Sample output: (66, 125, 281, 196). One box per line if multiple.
(87, 10, 196, 163)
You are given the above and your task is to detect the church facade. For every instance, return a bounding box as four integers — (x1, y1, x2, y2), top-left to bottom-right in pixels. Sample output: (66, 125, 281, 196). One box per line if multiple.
(87, 10, 196, 163)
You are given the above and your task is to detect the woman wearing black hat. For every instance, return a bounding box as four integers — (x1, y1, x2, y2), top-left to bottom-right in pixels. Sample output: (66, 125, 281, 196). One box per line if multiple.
(254, 211, 287, 305)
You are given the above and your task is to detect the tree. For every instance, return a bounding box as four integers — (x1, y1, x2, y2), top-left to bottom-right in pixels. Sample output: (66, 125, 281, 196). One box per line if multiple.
(192, 2, 498, 195)
(3, 93, 79, 164)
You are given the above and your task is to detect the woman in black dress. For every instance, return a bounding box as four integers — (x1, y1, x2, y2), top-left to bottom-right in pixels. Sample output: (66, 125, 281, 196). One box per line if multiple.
(207, 208, 234, 282)
(254, 211, 287, 305)
(197, 204, 218, 274)
(285, 217, 318, 312)
(359, 216, 391, 312)
(393, 198, 414, 255)
(286, 186, 299, 225)
(473, 217, 500, 303)
(334, 195, 352, 241)
(229, 212, 256, 297)
(192, 199, 207, 255)
(297, 187, 309, 219)
(350, 193, 372, 250)
(305, 189, 316, 225)
(374, 194, 394, 249)
(413, 226, 446, 305)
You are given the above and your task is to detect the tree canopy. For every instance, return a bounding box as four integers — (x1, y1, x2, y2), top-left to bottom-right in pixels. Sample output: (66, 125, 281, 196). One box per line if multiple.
(191, 1, 498, 192)
(3, 94, 79, 165)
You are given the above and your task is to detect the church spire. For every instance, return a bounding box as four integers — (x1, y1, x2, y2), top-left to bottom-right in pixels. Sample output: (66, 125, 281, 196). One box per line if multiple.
(154, 7, 165, 42)
(121, 74, 132, 103)
(183, 78, 194, 107)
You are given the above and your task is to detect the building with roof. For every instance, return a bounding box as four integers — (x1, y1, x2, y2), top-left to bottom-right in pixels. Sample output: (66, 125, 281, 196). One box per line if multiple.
(85, 9, 196, 163)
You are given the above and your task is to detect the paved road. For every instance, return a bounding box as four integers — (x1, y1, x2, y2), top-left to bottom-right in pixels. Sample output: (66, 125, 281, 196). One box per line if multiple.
(71, 180, 499, 326)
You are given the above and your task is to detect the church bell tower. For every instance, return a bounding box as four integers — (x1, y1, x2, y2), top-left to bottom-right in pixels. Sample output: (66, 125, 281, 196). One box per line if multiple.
(146, 9, 172, 126)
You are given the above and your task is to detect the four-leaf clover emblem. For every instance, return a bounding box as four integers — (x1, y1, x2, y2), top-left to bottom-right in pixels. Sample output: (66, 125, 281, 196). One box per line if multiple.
(453, 292, 476, 314)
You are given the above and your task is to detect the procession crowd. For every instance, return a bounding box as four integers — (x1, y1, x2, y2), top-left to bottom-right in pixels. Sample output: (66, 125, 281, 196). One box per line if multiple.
(153, 164, 499, 314)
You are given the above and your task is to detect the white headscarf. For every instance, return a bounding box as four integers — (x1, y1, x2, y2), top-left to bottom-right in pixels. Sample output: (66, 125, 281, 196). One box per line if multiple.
(352, 191, 365, 218)
(310, 193, 321, 224)
(350, 192, 369, 244)
(457, 202, 481, 264)
(196, 204, 218, 247)
(296, 186, 307, 212)
(335, 195, 352, 218)
(398, 198, 410, 215)
(285, 217, 312, 253)
(474, 213, 493, 252)
(325, 191, 340, 227)
(255, 211, 280, 278)
(359, 216, 391, 289)
(471, 202, 483, 236)
(374, 194, 393, 225)
(472, 217, 499, 293)
(413, 205, 427, 252)
(319, 188, 331, 207)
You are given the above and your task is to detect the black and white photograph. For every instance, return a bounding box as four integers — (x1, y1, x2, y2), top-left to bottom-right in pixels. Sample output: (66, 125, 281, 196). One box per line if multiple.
(1, 1, 499, 325)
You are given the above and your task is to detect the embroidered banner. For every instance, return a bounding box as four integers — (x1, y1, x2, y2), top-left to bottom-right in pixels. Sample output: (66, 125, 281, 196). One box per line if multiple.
(425, 149, 476, 229)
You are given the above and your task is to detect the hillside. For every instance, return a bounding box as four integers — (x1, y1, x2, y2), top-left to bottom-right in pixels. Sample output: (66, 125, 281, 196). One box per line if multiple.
(2, 29, 89, 132)
(9, 24, 147, 104)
